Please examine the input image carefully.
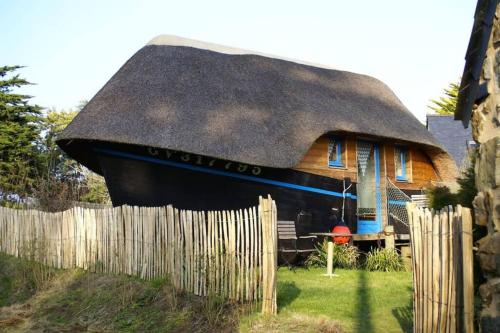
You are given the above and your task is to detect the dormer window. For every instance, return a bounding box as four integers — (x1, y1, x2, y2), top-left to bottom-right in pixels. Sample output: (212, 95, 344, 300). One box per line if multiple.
(328, 137, 344, 167)
(395, 146, 409, 181)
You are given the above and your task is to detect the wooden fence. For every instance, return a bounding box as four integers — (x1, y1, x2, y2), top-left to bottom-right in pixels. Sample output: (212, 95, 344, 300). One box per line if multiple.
(0, 195, 278, 314)
(407, 203, 474, 333)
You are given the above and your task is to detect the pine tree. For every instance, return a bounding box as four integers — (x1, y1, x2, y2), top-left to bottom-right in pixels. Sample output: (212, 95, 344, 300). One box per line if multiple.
(428, 82, 459, 115)
(0, 66, 42, 205)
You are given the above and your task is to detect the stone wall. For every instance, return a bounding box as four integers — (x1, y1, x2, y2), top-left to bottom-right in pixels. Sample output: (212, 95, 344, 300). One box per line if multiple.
(472, 5, 500, 331)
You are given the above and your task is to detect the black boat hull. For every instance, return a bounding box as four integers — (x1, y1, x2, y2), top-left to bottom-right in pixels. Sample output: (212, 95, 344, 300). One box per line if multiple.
(94, 144, 358, 236)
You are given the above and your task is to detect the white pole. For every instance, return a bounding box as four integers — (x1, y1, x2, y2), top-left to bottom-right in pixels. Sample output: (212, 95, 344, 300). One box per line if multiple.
(323, 241, 338, 278)
(327, 241, 334, 275)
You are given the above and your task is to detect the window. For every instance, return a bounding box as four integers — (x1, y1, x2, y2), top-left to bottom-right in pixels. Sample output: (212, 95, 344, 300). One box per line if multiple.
(328, 137, 344, 167)
(395, 146, 409, 181)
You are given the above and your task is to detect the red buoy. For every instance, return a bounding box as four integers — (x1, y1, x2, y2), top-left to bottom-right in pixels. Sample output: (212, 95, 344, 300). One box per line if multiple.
(332, 225, 351, 245)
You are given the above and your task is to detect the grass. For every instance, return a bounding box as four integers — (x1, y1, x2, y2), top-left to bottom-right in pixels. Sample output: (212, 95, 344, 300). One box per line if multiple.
(0, 253, 240, 332)
(1, 253, 413, 332)
(0, 252, 55, 307)
(241, 268, 413, 333)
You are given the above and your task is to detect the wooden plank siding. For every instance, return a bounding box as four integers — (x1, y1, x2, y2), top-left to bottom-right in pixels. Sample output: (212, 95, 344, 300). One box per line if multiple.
(385, 143, 439, 190)
(294, 135, 440, 191)
(294, 136, 358, 181)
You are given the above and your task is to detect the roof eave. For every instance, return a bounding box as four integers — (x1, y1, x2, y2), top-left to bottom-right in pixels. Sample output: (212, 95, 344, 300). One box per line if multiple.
(455, 0, 498, 127)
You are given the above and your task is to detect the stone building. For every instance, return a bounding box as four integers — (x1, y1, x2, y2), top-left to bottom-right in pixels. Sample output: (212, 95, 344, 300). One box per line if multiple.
(455, 0, 500, 331)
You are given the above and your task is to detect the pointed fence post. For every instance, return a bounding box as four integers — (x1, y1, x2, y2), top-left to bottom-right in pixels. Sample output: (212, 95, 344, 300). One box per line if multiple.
(260, 195, 277, 315)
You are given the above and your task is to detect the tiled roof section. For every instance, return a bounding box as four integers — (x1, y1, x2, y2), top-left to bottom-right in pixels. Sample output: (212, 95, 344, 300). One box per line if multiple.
(426, 115, 473, 167)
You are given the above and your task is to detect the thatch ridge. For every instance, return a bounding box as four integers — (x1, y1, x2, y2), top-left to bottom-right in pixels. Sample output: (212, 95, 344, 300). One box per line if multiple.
(58, 35, 454, 179)
(146, 34, 339, 69)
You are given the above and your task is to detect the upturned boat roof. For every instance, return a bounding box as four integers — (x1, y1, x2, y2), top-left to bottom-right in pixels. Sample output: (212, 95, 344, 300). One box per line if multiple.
(58, 35, 454, 177)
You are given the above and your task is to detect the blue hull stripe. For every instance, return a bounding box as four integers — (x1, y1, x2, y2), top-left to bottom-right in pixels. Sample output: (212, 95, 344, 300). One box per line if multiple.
(388, 200, 409, 206)
(94, 147, 358, 199)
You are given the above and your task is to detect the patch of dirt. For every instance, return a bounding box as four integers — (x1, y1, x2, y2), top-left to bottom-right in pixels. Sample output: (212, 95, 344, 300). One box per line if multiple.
(0, 303, 32, 332)
(247, 313, 344, 333)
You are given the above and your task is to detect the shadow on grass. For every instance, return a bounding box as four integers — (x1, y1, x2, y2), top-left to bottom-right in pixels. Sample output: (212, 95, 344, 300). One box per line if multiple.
(392, 306, 413, 333)
(392, 287, 413, 333)
(355, 269, 373, 333)
(277, 281, 300, 311)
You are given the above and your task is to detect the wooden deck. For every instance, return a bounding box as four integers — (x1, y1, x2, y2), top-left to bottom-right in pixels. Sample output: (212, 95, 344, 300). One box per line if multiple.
(310, 232, 408, 241)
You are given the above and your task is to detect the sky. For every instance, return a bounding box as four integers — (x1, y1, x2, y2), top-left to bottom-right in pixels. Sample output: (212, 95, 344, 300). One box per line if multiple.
(1, 0, 476, 122)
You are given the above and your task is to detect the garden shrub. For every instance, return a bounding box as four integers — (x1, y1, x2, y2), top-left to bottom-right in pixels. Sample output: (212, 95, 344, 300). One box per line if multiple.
(427, 185, 457, 210)
(305, 239, 360, 269)
(426, 152, 477, 210)
(364, 248, 405, 272)
(455, 156, 477, 209)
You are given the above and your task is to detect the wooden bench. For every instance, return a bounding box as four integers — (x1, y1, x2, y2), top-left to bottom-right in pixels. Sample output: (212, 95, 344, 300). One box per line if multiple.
(411, 194, 428, 208)
(278, 220, 317, 265)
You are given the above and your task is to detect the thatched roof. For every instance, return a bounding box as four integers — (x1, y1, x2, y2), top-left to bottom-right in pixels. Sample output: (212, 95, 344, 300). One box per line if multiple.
(58, 35, 454, 178)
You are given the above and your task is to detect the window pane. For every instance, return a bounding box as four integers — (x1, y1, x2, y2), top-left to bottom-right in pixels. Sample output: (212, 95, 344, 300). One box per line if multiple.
(395, 150, 402, 177)
(329, 139, 338, 162)
(395, 147, 407, 180)
(328, 137, 344, 167)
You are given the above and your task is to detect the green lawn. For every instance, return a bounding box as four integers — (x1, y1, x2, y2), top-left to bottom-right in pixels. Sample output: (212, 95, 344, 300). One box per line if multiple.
(242, 268, 413, 333)
(1, 251, 413, 332)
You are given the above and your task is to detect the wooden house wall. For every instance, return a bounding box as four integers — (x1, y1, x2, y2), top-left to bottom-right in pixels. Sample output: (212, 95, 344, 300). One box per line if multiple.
(384, 143, 439, 190)
(294, 135, 440, 191)
(294, 136, 358, 182)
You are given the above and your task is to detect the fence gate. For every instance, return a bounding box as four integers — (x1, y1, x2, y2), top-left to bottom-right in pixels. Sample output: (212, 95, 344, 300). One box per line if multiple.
(407, 203, 474, 332)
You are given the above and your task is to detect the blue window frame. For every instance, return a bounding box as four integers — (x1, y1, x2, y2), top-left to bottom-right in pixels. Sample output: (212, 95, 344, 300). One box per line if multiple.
(328, 137, 344, 167)
(395, 146, 408, 181)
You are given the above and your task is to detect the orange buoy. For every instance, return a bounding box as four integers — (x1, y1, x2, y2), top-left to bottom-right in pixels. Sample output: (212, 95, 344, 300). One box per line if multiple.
(332, 225, 351, 245)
